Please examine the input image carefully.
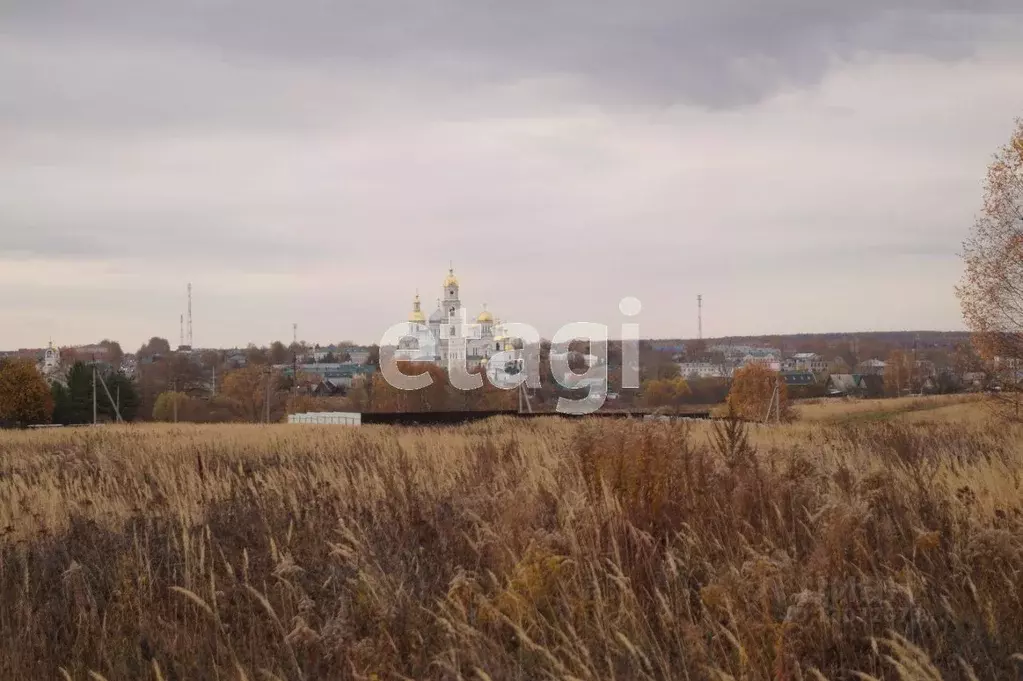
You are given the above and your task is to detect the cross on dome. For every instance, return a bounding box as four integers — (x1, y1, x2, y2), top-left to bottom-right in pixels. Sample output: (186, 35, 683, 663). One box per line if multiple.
(444, 265, 459, 288)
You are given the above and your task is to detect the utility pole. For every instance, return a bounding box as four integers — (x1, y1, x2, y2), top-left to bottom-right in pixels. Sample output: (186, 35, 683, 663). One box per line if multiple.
(763, 374, 782, 424)
(172, 378, 178, 423)
(776, 374, 781, 424)
(518, 382, 533, 414)
(211, 365, 216, 397)
(97, 371, 123, 423)
(913, 334, 920, 395)
(265, 367, 272, 424)
(291, 323, 299, 395)
(1010, 366, 1018, 419)
(92, 364, 97, 425)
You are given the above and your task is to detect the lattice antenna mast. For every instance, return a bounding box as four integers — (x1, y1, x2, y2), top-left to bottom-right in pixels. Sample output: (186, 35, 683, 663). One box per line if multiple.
(179, 314, 184, 348)
(697, 294, 703, 341)
(292, 323, 298, 388)
(187, 283, 193, 347)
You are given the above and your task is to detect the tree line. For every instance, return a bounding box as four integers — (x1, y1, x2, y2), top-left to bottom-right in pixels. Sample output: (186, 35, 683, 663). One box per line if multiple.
(0, 359, 139, 427)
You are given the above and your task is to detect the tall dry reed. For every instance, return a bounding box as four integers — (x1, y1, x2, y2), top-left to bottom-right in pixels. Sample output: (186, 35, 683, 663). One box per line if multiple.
(0, 407, 1020, 680)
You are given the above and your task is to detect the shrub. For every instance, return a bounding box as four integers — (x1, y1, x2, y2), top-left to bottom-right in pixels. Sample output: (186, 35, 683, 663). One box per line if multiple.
(728, 364, 794, 422)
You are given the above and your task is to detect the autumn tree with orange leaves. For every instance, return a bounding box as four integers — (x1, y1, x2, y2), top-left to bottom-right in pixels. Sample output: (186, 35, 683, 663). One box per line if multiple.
(957, 118, 1023, 417)
(0, 359, 53, 426)
(220, 365, 288, 423)
(727, 364, 792, 422)
(369, 362, 452, 412)
(640, 377, 692, 417)
(368, 361, 519, 413)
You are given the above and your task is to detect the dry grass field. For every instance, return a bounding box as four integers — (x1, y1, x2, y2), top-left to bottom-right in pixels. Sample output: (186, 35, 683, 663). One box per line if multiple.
(793, 395, 988, 424)
(1, 397, 1021, 680)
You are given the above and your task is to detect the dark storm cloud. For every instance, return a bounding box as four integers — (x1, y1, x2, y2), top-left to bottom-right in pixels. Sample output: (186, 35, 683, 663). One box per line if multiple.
(3, 0, 1020, 110)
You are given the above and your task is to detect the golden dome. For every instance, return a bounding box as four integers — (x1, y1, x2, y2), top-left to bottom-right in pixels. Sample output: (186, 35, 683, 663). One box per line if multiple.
(504, 343, 515, 352)
(409, 293, 426, 323)
(443, 266, 458, 288)
(477, 304, 493, 323)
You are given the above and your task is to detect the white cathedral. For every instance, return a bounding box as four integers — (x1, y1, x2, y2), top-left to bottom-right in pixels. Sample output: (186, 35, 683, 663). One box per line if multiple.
(397, 266, 514, 371)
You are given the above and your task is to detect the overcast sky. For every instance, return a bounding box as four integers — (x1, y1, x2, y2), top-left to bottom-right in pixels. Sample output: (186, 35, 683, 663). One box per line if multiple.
(2, 1, 1022, 350)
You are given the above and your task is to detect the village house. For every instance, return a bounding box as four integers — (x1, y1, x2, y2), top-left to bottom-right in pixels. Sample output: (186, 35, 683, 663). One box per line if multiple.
(677, 362, 729, 379)
(856, 358, 887, 376)
(826, 373, 885, 398)
(782, 352, 829, 374)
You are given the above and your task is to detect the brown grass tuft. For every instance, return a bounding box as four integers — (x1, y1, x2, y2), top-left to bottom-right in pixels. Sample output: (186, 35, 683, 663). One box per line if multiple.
(1, 399, 1021, 679)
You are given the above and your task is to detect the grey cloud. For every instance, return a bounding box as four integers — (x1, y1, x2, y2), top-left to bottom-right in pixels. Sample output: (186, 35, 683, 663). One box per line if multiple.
(4, 0, 1022, 113)
(1, 1, 1021, 347)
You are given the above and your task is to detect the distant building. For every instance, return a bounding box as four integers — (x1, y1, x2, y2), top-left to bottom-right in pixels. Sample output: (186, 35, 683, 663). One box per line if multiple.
(914, 359, 937, 378)
(345, 347, 372, 365)
(395, 267, 506, 371)
(710, 344, 781, 361)
(739, 353, 781, 372)
(32, 342, 65, 385)
(0, 347, 44, 362)
(781, 371, 816, 387)
(962, 372, 987, 390)
(395, 293, 441, 364)
(304, 345, 340, 363)
(826, 374, 859, 396)
(74, 344, 111, 360)
(302, 344, 371, 364)
(226, 352, 248, 369)
(279, 363, 376, 388)
(856, 358, 887, 376)
(995, 356, 1023, 370)
(705, 345, 783, 372)
(783, 352, 828, 374)
(677, 362, 729, 379)
(648, 341, 687, 355)
(858, 374, 885, 398)
(828, 357, 852, 374)
(39, 342, 61, 375)
(550, 352, 601, 370)
(826, 373, 884, 398)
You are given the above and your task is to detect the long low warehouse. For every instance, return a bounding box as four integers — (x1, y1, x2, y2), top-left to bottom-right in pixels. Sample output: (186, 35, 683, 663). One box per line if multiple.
(286, 412, 362, 425)
(285, 409, 712, 426)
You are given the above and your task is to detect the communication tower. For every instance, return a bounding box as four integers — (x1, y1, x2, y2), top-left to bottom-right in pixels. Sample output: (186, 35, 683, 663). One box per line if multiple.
(697, 295, 703, 341)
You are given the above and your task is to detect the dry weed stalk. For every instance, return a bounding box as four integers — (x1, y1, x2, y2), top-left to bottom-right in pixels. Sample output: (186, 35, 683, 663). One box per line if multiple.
(0, 400, 1020, 679)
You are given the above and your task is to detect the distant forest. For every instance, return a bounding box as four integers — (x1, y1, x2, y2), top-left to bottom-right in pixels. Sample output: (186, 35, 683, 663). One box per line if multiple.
(654, 331, 970, 356)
